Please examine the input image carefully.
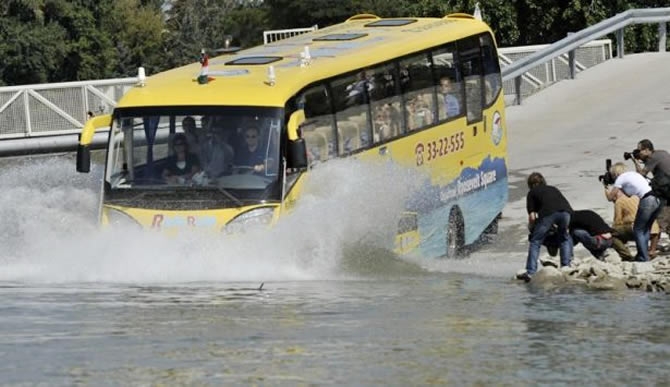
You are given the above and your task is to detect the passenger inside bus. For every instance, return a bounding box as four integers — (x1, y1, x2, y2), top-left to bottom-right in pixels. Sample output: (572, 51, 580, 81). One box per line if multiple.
(233, 126, 266, 174)
(198, 116, 235, 178)
(406, 95, 433, 130)
(373, 103, 400, 142)
(438, 77, 461, 118)
(162, 133, 201, 184)
(182, 116, 202, 156)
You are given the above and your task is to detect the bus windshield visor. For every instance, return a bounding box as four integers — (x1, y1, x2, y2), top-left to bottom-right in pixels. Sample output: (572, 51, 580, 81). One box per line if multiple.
(106, 106, 283, 201)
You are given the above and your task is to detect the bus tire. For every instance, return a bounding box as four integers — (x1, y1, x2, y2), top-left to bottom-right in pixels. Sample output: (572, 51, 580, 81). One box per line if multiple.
(446, 208, 465, 258)
(484, 214, 500, 235)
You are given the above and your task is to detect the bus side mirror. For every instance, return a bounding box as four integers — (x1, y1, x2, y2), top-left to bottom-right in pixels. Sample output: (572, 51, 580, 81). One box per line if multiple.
(77, 114, 112, 173)
(76, 142, 91, 173)
(286, 110, 308, 169)
(287, 138, 308, 169)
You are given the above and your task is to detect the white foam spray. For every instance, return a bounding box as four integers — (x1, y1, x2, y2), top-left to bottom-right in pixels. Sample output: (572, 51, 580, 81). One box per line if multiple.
(0, 154, 524, 283)
(0, 156, 423, 283)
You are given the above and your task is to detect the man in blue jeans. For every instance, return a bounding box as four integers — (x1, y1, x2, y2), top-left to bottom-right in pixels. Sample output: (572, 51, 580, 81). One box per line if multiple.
(517, 172, 573, 282)
(543, 210, 614, 260)
(606, 161, 662, 261)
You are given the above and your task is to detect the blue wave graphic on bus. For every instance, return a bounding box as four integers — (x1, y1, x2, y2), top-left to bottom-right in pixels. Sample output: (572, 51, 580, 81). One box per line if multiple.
(406, 155, 508, 256)
(408, 155, 508, 214)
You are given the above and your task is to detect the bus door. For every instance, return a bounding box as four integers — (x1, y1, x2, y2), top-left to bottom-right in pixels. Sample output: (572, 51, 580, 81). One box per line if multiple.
(457, 36, 484, 156)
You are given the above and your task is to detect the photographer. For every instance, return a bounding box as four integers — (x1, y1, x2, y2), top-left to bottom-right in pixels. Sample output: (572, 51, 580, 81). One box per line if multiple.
(517, 172, 573, 282)
(605, 162, 662, 262)
(607, 189, 661, 260)
(631, 139, 670, 250)
(630, 139, 670, 182)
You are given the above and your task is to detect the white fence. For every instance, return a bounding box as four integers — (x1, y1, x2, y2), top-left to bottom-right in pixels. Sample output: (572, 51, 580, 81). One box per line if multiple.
(0, 78, 137, 140)
(499, 39, 613, 105)
(263, 25, 318, 45)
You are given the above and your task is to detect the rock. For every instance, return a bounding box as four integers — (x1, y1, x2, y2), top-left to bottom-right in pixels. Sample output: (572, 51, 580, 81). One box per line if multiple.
(587, 274, 626, 290)
(604, 254, 622, 265)
(632, 262, 655, 275)
(626, 277, 642, 289)
(540, 257, 559, 268)
(534, 266, 565, 284)
(514, 251, 670, 293)
(561, 266, 579, 277)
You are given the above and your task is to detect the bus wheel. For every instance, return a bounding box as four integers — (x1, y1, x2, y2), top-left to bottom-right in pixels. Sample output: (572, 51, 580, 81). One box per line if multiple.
(446, 208, 465, 258)
(484, 214, 500, 235)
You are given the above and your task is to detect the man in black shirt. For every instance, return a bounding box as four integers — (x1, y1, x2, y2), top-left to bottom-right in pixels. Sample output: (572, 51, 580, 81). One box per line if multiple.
(544, 210, 614, 260)
(517, 172, 573, 282)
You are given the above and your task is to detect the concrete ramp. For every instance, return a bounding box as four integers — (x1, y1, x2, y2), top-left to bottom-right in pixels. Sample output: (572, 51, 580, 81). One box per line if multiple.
(500, 53, 670, 251)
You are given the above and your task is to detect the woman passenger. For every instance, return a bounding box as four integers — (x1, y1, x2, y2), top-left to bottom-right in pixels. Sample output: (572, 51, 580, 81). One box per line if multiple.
(162, 133, 201, 184)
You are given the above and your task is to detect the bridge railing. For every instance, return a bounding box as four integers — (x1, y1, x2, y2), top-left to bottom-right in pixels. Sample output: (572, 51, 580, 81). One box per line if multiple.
(0, 78, 137, 140)
(263, 25, 318, 45)
(499, 40, 613, 106)
(502, 7, 670, 104)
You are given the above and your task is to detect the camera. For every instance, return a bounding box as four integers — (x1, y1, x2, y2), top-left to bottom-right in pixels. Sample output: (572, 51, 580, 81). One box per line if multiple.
(598, 159, 615, 186)
(623, 149, 641, 161)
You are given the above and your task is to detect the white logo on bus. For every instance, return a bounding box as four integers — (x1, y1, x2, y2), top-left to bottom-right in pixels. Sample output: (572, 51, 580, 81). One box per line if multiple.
(491, 111, 502, 145)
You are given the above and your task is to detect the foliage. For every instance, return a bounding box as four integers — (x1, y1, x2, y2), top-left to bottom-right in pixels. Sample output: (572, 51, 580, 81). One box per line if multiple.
(105, 0, 165, 77)
(0, 0, 667, 85)
(163, 0, 268, 68)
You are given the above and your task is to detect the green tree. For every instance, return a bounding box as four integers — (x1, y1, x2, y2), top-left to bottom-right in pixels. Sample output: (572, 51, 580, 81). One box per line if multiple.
(263, 0, 356, 30)
(164, 0, 243, 67)
(42, 0, 118, 81)
(105, 0, 166, 77)
(0, 0, 68, 85)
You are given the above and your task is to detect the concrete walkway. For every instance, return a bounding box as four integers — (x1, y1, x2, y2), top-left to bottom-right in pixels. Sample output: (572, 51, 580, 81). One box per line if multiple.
(499, 52, 670, 253)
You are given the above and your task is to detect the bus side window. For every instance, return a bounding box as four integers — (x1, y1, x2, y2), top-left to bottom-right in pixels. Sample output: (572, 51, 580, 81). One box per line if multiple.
(432, 43, 463, 121)
(480, 33, 502, 106)
(330, 71, 372, 154)
(369, 63, 403, 143)
(400, 53, 435, 132)
(457, 36, 484, 124)
(300, 84, 336, 161)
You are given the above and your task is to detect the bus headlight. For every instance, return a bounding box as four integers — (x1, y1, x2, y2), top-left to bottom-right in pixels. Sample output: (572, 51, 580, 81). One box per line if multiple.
(223, 207, 275, 235)
(104, 208, 142, 229)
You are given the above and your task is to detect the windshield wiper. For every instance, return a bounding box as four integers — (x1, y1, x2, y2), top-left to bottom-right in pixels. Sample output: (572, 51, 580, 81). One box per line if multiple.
(211, 185, 244, 207)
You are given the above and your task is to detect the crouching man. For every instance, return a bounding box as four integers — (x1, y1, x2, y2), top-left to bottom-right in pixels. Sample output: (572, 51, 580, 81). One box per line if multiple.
(517, 172, 573, 282)
(542, 210, 614, 261)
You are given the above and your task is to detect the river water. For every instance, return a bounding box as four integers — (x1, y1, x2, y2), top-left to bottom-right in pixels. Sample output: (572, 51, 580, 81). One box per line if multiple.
(1, 156, 669, 385)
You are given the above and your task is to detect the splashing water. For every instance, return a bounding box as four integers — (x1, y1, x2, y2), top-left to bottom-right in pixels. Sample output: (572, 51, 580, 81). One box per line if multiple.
(0, 156, 429, 284)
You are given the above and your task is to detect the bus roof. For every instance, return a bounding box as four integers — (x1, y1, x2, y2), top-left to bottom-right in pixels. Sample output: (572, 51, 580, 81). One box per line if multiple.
(117, 14, 492, 109)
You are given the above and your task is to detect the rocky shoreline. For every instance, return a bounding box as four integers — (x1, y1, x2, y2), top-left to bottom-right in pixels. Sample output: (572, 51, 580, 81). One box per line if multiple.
(516, 254, 670, 293)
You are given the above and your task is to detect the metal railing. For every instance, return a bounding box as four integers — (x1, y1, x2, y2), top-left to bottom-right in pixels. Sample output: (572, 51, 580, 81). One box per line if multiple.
(502, 7, 670, 104)
(263, 25, 318, 45)
(0, 78, 138, 156)
(0, 78, 136, 139)
(499, 40, 613, 105)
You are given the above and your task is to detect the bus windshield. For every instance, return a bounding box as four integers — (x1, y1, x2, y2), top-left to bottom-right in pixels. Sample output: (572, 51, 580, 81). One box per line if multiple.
(106, 106, 283, 204)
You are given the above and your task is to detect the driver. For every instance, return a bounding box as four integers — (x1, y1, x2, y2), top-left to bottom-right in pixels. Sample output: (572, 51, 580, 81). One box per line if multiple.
(198, 116, 235, 179)
(234, 126, 266, 174)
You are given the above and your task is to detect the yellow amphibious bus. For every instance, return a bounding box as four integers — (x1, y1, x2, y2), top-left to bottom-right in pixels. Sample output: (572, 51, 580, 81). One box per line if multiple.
(77, 13, 508, 258)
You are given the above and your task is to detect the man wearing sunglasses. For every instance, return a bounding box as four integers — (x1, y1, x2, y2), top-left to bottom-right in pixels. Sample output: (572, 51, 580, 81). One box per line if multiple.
(233, 126, 266, 174)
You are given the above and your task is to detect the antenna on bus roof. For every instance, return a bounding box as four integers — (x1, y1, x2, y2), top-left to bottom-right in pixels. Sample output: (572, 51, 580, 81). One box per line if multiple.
(266, 65, 276, 86)
(473, 2, 482, 20)
(137, 67, 146, 87)
(300, 45, 312, 67)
